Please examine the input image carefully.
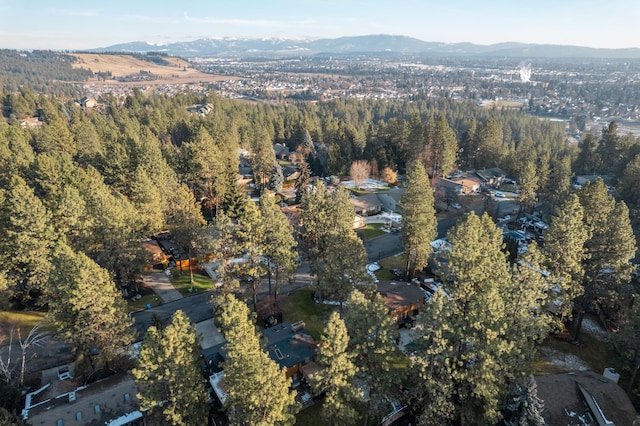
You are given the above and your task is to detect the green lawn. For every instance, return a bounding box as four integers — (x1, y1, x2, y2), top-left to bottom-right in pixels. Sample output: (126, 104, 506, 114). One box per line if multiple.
(537, 332, 619, 375)
(360, 223, 386, 240)
(280, 289, 335, 340)
(0, 310, 55, 333)
(379, 254, 405, 271)
(169, 269, 216, 296)
(126, 293, 162, 313)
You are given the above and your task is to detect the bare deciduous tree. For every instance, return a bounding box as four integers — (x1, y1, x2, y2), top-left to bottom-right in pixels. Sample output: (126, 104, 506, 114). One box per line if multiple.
(349, 160, 371, 189)
(0, 322, 49, 386)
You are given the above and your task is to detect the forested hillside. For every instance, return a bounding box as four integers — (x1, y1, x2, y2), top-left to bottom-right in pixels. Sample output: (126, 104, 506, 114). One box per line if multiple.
(1, 86, 640, 423)
(0, 50, 92, 97)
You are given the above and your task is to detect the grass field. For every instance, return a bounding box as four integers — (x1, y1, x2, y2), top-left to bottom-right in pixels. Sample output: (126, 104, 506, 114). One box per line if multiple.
(360, 223, 387, 240)
(126, 293, 162, 313)
(169, 269, 216, 296)
(279, 289, 335, 340)
(0, 311, 54, 333)
(70, 53, 241, 85)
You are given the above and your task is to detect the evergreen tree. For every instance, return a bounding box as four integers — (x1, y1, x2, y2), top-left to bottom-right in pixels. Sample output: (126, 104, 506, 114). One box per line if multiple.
(294, 162, 311, 204)
(167, 184, 207, 288)
(400, 162, 437, 279)
(575, 182, 636, 341)
(301, 183, 355, 300)
(47, 242, 133, 373)
(517, 159, 538, 214)
(133, 310, 208, 426)
(0, 175, 52, 305)
(574, 132, 601, 175)
(216, 294, 298, 425)
(615, 296, 640, 395)
(269, 164, 285, 193)
(425, 114, 457, 178)
(542, 194, 589, 324)
(207, 213, 241, 294)
(618, 153, 640, 226)
(414, 213, 541, 425)
(319, 232, 372, 305)
(236, 199, 266, 309)
(259, 193, 298, 300)
(503, 376, 546, 426)
(343, 290, 400, 426)
(313, 312, 362, 426)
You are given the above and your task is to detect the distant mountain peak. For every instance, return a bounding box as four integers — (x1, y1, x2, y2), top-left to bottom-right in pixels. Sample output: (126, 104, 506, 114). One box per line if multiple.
(87, 35, 640, 59)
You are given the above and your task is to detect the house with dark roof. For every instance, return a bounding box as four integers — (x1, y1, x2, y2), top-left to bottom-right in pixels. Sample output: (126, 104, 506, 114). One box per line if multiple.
(377, 281, 425, 327)
(351, 193, 383, 216)
(377, 187, 405, 212)
(261, 321, 317, 379)
(273, 143, 291, 160)
(535, 371, 637, 426)
(476, 168, 507, 186)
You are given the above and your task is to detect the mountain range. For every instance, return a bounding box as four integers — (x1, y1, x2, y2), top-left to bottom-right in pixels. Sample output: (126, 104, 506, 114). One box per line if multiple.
(88, 35, 640, 59)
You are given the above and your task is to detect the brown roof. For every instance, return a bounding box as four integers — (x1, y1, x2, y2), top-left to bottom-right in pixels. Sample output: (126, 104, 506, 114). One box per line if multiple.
(535, 371, 637, 426)
(377, 281, 424, 311)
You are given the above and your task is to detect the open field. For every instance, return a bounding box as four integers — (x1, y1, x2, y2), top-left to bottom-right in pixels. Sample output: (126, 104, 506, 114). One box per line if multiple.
(70, 53, 240, 85)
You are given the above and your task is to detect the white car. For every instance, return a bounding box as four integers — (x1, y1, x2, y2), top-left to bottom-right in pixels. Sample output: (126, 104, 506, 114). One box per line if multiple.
(451, 203, 462, 209)
(494, 191, 505, 198)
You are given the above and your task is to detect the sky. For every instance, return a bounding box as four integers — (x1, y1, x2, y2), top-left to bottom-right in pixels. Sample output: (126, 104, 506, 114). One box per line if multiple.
(1, 0, 639, 50)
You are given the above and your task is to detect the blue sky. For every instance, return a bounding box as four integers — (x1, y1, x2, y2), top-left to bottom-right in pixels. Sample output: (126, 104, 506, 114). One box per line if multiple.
(1, 0, 638, 50)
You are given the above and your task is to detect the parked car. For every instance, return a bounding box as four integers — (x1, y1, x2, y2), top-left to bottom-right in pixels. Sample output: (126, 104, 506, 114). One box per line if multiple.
(494, 191, 505, 198)
(451, 203, 462, 209)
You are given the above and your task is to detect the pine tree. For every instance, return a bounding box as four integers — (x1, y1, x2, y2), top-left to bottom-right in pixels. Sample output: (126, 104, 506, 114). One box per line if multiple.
(294, 162, 311, 204)
(259, 193, 298, 300)
(0, 175, 53, 305)
(301, 183, 355, 300)
(216, 294, 298, 425)
(343, 290, 400, 426)
(414, 213, 538, 425)
(47, 242, 133, 373)
(133, 310, 208, 426)
(542, 194, 589, 323)
(236, 199, 266, 309)
(503, 375, 546, 426)
(400, 162, 437, 279)
(517, 159, 538, 214)
(575, 189, 636, 341)
(313, 312, 362, 425)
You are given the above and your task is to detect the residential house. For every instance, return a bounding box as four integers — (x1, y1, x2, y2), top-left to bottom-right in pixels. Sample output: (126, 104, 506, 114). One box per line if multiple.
(78, 96, 98, 109)
(260, 321, 317, 380)
(433, 176, 477, 196)
(535, 371, 637, 426)
(377, 281, 425, 327)
(351, 193, 383, 216)
(273, 143, 291, 160)
(281, 165, 300, 182)
(377, 187, 405, 212)
(476, 167, 507, 187)
(23, 367, 141, 426)
(210, 321, 318, 405)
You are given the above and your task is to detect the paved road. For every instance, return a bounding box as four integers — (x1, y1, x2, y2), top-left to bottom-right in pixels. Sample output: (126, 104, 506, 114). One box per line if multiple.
(363, 212, 466, 262)
(132, 290, 214, 340)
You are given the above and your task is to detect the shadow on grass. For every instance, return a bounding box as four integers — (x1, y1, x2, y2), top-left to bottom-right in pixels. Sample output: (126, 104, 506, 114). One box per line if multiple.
(169, 268, 215, 296)
(279, 289, 335, 341)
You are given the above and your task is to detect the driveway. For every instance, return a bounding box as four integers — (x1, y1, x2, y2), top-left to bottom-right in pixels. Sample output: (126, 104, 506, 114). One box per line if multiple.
(142, 271, 182, 303)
